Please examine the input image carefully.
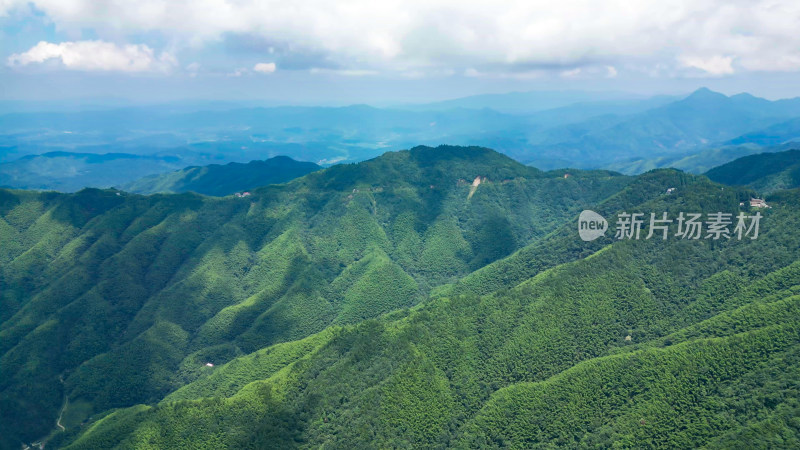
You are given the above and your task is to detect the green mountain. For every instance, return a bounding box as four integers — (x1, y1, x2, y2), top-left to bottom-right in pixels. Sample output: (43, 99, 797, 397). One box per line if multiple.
(0, 145, 629, 448)
(121, 156, 321, 196)
(3, 145, 800, 449)
(54, 171, 800, 449)
(705, 149, 800, 194)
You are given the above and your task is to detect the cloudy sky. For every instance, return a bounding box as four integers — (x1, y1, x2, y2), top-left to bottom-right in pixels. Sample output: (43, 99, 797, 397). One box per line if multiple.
(2, 0, 800, 104)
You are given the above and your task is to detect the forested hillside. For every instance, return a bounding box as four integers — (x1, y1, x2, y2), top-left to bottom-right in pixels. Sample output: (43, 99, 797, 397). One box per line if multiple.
(705, 149, 800, 194)
(120, 156, 321, 196)
(50, 169, 800, 448)
(6, 0, 800, 447)
(3, 145, 800, 448)
(0, 146, 628, 448)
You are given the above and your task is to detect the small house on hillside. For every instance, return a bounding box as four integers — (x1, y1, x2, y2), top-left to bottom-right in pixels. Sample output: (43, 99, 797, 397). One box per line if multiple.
(750, 198, 768, 208)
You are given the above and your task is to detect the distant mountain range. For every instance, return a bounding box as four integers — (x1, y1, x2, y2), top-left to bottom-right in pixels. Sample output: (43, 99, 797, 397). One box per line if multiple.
(521, 88, 800, 170)
(400, 90, 653, 114)
(3, 88, 800, 192)
(0, 152, 185, 192)
(725, 117, 800, 147)
(121, 156, 321, 196)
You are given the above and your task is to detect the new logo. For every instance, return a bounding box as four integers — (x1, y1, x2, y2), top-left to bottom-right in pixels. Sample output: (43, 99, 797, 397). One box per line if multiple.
(578, 210, 607, 241)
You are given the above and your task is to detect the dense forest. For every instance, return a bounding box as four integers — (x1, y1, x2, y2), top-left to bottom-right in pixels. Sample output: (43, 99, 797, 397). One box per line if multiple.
(2, 146, 799, 448)
(705, 149, 800, 194)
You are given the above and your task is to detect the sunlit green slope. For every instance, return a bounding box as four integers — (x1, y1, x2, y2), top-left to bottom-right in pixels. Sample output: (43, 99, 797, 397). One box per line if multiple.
(0, 145, 629, 447)
(52, 175, 800, 448)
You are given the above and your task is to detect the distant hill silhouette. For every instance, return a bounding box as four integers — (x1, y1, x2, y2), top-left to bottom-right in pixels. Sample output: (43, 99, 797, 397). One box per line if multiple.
(122, 156, 321, 196)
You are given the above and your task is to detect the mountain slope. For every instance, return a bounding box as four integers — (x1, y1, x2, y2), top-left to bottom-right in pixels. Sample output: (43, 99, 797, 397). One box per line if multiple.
(0, 145, 630, 447)
(727, 117, 800, 147)
(121, 156, 321, 196)
(53, 180, 800, 449)
(705, 149, 800, 193)
(605, 116, 800, 176)
(5, 144, 800, 448)
(602, 144, 773, 175)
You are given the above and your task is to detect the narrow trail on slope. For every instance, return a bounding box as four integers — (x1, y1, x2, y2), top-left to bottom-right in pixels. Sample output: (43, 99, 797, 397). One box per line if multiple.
(27, 375, 68, 449)
(55, 379, 68, 432)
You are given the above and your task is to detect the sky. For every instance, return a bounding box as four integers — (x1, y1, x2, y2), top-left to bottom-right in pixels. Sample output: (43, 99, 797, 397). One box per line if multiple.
(2, 0, 800, 105)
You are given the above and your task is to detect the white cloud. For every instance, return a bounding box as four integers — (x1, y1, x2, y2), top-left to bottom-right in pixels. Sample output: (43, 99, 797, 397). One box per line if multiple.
(679, 55, 735, 76)
(4, 0, 800, 77)
(7, 40, 176, 72)
(605, 66, 618, 78)
(253, 62, 276, 73)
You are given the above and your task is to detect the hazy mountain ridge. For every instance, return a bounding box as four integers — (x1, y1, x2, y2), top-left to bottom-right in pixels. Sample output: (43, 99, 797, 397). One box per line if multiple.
(726, 116, 800, 147)
(603, 143, 790, 175)
(400, 90, 650, 114)
(121, 156, 321, 196)
(0, 152, 186, 192)
(522, 88, 800, 169)
(4, 89, 800, 191)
